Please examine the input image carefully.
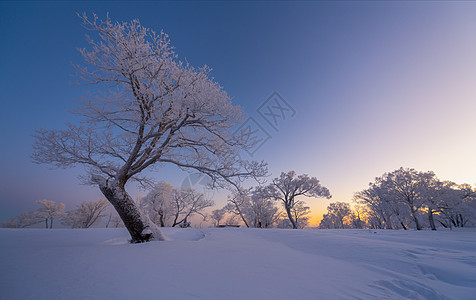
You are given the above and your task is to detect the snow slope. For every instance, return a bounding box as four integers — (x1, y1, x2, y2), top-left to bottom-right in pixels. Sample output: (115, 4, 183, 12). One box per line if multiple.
(0, 228, 475, 299)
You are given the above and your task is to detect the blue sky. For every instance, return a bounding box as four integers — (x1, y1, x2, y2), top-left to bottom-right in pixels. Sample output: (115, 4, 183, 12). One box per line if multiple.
(1, 1, 476, 224)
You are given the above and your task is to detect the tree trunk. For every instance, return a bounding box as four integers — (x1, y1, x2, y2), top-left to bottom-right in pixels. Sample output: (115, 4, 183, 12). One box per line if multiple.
(99, 180, 153, 243)
(50, 217, 53, 229)
(438, 220, 448, 228)
(410, 207, 422, 230)
(45, 219, 48, 229)
(285, 206, 298, 229)
(414, 216, 422, 230)
(428, 209, 437, 231)
(232, 202, 250, 228)
(159, 213, 166, 227)
(105, 214, 112, 228)
(172, 213, 180, 227)
(400, 221, 407, 230)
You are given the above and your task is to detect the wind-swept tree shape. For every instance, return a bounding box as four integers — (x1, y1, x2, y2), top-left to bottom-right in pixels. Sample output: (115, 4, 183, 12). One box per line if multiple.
(32, 14, 267, 243)
(267, 171, 331, 229)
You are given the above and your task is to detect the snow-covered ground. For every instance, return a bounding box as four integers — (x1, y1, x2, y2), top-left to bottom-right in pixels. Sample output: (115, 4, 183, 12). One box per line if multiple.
(1, 228, 475, 299)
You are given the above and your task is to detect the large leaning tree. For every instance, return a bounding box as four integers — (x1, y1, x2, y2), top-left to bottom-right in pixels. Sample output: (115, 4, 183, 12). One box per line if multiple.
(32, 14, 267, 243)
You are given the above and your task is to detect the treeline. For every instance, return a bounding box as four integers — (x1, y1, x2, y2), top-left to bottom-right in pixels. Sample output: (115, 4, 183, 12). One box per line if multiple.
(320, 168, 476, 230)
(3, 170, 331, 230)
(5, 168, 475, 231)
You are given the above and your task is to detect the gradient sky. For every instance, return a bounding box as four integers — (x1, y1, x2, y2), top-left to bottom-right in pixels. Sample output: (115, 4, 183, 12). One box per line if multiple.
(1, 1, 476, 225)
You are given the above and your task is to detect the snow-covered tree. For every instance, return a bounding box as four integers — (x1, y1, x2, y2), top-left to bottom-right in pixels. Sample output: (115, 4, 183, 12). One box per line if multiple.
(64, 199, 109, 228)
(36, 199, 66, 229)
(354, 186, 390, 229)
(266, 171, 331, 229)
(140, 182, 174, 227)
(288, 201, 311, 229)
(377, 168, 432, 230)
(210, 208, 227, 227)
(319, 202, 353, 229)
(170, 188, 213, 227)
(355, 168, 431, 230)
(355, 179, 416, 230)
(275, 203, 309, 229)
(349, 204, 367, 229)
(420, 179, 454, 230)
(248, 187, 281, 228)
(437, 183, 476, 229)
(225, 186, 281, 228)
(224, 214, 240, 226)
(225, 188, 252, 228)
(141, 182, 213, 227)
(354, 168, 476, 230)
(32, 14, 267, 242)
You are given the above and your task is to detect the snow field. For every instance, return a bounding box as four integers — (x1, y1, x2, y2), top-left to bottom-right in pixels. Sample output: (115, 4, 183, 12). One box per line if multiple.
(0, 228, 475, 299)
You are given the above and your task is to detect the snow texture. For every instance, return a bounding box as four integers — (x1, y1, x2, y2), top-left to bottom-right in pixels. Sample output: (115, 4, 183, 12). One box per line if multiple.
(0, 228, 475, 299)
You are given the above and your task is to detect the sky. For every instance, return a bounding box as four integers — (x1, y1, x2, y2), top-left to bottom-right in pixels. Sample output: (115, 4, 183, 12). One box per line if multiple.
(1, 1, 476, 225)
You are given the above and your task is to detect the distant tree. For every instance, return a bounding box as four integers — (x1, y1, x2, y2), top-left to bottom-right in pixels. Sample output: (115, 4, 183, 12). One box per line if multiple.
(420, 179, 455, 230)
(319, 202, 353, 229)
(170, 188, 214, 227)
(64, 199, 110, 228)
(437, 184, 476, 229)
(32, 14, 267, 243)
(36, 199, 66, 229)
(354, 168, 476, 230)
(225, 188, 252, 228)
(210, 208, 227, 227)
(349, 204, 367, 229)
(354, 186, 390, 229)
(355, 168, 431, 230)
(249, 187, 281, 228)
(224, 214, 240, 226)
(225, 186, 281, 228)
(2, 211, 42, 228)
(141, 182, 213, 227)
(288, 201, 311, 229)
(276, 202, 310, 229)
(377, 168, 432, 230)
(141, 182, 174, 227)
(266, 171, 331, 229)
